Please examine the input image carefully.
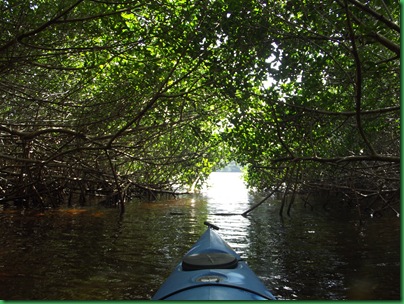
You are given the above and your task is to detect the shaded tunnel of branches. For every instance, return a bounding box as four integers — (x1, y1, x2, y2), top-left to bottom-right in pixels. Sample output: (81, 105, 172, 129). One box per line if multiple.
(0, 0, 400, 218)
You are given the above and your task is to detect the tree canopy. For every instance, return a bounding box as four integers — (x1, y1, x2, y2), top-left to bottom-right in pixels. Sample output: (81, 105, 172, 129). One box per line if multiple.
(0, 0, 400, 216)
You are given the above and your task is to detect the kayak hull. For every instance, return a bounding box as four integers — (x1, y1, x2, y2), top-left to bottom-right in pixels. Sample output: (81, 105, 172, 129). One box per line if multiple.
(161, 284, 273, 300)
(152, 225, 276, 300)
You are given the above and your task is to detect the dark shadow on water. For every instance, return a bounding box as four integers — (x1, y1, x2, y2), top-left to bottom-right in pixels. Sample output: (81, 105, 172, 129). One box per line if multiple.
(0, 172, 400, 300)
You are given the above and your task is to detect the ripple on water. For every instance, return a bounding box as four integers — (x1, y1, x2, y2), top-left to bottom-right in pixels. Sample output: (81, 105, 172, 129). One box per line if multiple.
(0, 172, 400, 300)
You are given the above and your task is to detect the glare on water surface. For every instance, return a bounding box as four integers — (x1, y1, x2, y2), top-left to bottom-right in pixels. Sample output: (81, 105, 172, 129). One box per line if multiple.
(201, 172, 252, 254)
(202, 172, 249, 212)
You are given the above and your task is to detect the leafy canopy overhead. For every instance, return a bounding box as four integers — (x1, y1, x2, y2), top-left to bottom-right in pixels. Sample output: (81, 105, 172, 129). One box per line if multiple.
(0, 0, 399, 212)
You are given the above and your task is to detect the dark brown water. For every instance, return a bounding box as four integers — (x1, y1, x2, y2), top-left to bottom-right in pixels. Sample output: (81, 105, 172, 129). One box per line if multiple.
(0, 172, 400, 300)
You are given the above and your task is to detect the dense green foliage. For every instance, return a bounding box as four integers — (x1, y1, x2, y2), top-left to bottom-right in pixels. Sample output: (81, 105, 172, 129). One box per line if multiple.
(223, 0, 400, 215)
(0, 0, 399, 215)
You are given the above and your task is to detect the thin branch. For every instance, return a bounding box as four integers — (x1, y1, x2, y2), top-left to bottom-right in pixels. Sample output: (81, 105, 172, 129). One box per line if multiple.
(106, 50, 187, 148)
(344, 0, 377, 156)
(0, 0, 85, 53)
(0, 125, 88, 140)
(347, 0, 400, 33)
(271, 154, 400, 164)
(52, 5, 142, 24)
(259, 94, 400, 117)
(242, 178, 285, 217)
(336, 0, 400, 56)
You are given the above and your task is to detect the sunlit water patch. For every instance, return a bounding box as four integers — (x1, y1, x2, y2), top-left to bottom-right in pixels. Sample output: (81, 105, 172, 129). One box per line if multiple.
(201, 172, 252, 255)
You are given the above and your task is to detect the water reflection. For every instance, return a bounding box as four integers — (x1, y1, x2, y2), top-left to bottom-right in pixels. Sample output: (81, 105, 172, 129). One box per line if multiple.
(202, 172, 251, 254)
(0, 172, 400, 300)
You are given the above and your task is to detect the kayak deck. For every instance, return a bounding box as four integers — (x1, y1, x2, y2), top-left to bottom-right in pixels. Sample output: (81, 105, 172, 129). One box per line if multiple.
(152, 222, 276, 300)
